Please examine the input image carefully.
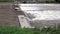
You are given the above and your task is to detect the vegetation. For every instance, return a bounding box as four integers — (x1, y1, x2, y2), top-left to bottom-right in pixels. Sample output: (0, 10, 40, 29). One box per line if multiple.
(0, 26, 60, 34)
(0, 0, 60, 3)
(0, 0, 14, 2)
(55, 0, 60, 3)
(0, 26, 40, 34)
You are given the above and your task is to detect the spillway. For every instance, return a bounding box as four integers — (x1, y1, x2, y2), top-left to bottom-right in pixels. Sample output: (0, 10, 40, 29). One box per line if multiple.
(19, 4, 60, 20)
(18, 4, 60, 27)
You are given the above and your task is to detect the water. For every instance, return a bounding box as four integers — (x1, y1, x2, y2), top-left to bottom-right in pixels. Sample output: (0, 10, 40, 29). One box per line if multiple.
(25, 11, 60, 20)
(19, 4, 60, 21)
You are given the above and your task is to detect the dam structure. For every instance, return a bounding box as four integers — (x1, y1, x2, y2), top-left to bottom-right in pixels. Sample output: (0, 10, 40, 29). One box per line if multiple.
(15, 3, 60, 28)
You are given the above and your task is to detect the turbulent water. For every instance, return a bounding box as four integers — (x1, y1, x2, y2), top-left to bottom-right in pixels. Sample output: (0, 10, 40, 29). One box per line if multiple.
(24, 11, 60, 20)
(19, 4, 60, 21)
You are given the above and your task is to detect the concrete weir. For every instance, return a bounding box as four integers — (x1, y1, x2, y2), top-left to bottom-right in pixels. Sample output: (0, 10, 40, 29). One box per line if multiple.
(18, 15, 32, 28)
(17, 4, 60, 27)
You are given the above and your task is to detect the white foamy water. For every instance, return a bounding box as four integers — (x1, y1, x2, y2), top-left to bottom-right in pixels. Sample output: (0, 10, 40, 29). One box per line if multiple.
(19, 4, 60, 20)
(24, 10, 60, 20)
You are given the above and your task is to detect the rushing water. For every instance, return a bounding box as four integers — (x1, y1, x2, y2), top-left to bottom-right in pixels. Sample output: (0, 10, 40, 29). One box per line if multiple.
(19, 4, 60, 21)
(24, 11, 60, 20)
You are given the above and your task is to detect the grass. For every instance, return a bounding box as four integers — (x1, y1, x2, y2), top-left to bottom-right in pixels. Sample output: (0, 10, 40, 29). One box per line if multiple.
(0, 0, 14, 2)
(0, 0, 60, 3)
(0, 26, 60, 34)
(0, 26, 40, 34)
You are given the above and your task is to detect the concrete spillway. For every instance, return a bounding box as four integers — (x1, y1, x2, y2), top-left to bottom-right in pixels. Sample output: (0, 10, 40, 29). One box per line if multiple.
(18, 4, 60, 27)
(19, 4, 60, 20)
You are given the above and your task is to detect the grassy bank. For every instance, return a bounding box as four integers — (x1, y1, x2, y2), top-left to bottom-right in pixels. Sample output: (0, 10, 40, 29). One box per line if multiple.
(0, 26, 60, 34)
(0, 0, 14, 2)
(0, 26, 40, 34)
(0, 0, 60, 3)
